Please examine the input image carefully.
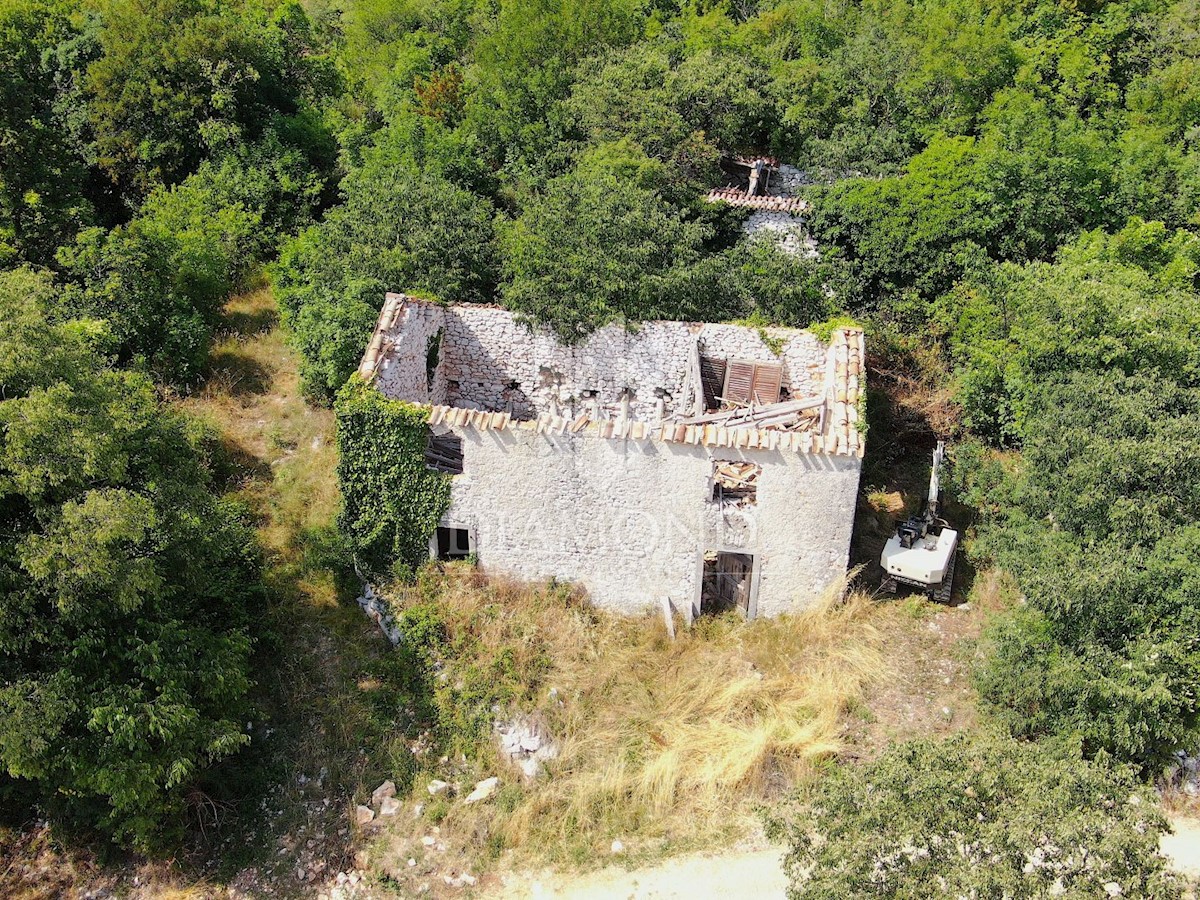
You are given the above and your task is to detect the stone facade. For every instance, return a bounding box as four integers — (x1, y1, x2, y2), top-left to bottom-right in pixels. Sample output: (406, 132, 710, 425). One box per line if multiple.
(360, 295, 865, 618)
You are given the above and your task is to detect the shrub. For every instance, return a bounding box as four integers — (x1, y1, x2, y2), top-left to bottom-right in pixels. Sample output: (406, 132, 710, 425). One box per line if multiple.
(768, 733, 1184, 898)
(275, 161, 499, 400)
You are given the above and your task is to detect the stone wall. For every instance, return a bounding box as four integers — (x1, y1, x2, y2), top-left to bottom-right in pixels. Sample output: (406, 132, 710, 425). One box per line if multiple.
(438, 427, 861, 616)
(374, 299, 830, 422)
(745, 164, 818, 258)
(743, 211, 819, 258)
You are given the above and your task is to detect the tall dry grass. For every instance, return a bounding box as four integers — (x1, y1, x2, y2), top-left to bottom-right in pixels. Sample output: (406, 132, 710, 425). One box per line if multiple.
(382, 568, 888, 865)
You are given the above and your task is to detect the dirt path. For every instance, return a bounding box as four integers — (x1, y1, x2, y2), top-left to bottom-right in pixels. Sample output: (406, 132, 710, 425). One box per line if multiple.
(489, 847, 788, 899)
(1163, 816, 1200, 879)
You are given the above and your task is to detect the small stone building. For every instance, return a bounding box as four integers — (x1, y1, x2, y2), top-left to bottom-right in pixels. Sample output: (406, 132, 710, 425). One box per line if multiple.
(705, 155, 818, 258)
(358, 293, 865, 619)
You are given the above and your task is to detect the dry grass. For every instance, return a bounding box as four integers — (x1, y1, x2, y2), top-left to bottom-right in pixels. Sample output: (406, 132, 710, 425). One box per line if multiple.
(374, 568, 889, 875)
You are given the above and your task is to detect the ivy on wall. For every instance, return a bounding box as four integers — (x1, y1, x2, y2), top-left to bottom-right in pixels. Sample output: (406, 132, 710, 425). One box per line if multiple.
(335, 378, 452, 576)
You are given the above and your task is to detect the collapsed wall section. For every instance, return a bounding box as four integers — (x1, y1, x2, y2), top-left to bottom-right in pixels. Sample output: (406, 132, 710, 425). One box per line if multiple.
(361, 295, 449, 405)
(362, 295, 830, 423)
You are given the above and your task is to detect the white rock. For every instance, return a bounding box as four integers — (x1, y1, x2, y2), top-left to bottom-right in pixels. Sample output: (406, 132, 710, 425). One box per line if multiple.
(379, 797, 401, 817)
(520, 734, 542, 752)
(422, 835, 436, 847)
(371, 780, 396, 807)
(354, 805, 374, 826)
(1104, 883, 1123, 898)
(463, 776, 499, 804)
(611, 839, 625, 854)
(428, 779, 450, 795)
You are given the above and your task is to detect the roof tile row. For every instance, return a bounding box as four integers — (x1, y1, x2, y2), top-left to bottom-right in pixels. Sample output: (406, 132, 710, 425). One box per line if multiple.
(704, 188, 809, 213)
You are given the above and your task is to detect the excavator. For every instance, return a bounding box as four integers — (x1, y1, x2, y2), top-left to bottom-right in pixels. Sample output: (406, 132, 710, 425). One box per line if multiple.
(880, 441, 958, 603)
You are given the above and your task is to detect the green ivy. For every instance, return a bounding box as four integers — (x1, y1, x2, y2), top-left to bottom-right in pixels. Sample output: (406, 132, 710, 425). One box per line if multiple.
(334, 378, 452, 577)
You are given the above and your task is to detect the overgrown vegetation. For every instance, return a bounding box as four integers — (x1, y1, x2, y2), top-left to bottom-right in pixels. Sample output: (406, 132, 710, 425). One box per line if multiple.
(943, 221, 1200, 771)
(769, 733, 1185, 897)
(0, 269, 260, 851)
(334, 378, 452, 576)
(366, 568, 886, 879)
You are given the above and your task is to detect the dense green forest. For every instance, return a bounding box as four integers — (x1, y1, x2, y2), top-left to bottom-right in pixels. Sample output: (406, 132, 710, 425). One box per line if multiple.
(1, 0, 1199, 888)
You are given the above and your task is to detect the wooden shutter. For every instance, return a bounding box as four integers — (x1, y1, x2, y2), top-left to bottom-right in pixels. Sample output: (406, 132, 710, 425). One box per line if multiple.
(699, 356, 727, 411)
(751, 362, 783, 405)
(722, 360, 783, 405)
(722, 361, 757, 404)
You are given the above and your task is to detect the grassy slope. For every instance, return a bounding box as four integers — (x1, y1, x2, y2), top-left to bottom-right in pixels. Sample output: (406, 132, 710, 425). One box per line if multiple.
(362, 570, 890, 889)
(176, 283, 412, 892)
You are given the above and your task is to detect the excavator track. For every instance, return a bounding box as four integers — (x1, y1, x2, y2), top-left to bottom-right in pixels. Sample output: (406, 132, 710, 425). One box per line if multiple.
(933, 549, 957, 604)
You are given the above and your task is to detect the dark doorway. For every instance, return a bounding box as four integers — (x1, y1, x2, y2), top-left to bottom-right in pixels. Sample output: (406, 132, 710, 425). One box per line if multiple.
(435, 527, 472, 561)
(700, 551, 756, 617)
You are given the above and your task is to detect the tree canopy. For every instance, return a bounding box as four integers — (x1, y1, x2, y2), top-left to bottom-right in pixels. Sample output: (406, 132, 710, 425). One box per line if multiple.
(0, 268, 260, 850)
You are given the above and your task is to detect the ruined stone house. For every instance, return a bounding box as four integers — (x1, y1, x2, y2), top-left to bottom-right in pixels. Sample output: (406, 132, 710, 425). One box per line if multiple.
(358, 293, 865, 619)
(705, 155, 818, 258)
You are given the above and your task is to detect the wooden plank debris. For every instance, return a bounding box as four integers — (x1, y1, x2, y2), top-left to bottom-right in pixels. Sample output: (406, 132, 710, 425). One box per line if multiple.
(675, 397, 823, 431)
(689, 337, 706, 416)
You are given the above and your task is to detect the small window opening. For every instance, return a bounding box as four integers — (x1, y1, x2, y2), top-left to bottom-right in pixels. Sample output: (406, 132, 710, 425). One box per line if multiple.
(711, 461, 760, 505)
(435, 526, 472, 561)
(425, 328, 443, 392)
(701, 551, 755, 617)
(425, 431, 464, 474)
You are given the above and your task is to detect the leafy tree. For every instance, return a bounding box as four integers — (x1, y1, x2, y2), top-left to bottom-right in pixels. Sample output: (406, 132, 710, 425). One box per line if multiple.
(948, 223, 1200, 768)
(940, 219, 1200, 443)
(461, 0, 646, 168)
(501, 166, 731, 340)
(0, 268, 260, 850)
(84, 0, 334, 197)
(769, 733, 1184, 898)
(720, 236, 840, 328)
(57, 170, 263, 384)
(809, 135, 994, 300)
(274, 143, 499, 400)
(961, 373, 1200, 768)
(564, 46, 722, 195)
(0, 0, 94, 266)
